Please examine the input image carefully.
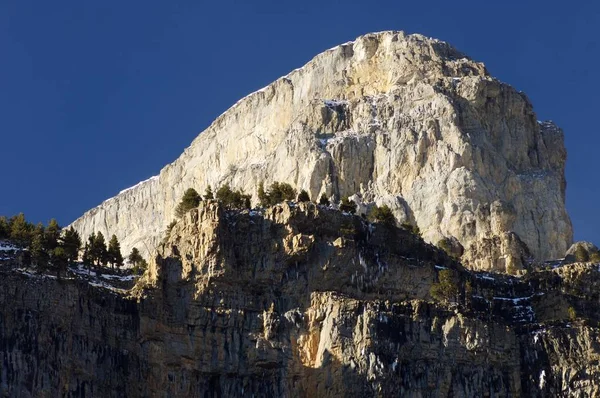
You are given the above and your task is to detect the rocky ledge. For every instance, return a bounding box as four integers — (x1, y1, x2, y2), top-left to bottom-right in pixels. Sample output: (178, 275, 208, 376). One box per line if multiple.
(1, 201, 596, 397)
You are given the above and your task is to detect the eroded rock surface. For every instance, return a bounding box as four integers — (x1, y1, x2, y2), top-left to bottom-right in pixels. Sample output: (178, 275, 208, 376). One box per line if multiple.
(68, 31, 572, 271)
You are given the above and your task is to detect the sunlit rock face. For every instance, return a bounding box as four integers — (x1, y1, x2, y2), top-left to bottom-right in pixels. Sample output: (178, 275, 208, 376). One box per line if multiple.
(69, 31, 572, 271)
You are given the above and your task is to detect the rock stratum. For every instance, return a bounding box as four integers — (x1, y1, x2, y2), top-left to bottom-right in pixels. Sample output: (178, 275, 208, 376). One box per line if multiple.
(0, 202, 597, 397)
(69, 31, 572, 272)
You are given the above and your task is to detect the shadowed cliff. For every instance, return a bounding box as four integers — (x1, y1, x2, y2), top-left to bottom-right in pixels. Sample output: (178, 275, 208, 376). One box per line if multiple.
(0, 201, 597, 396)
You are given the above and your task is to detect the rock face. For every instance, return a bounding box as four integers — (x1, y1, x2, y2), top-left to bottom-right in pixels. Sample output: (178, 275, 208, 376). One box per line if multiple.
(69, 30, 572, 271)
(0, 202, 597, 397)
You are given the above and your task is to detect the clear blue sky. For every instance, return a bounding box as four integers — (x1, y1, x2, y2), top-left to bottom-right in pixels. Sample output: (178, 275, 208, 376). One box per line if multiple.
(1, 1, 598, 246)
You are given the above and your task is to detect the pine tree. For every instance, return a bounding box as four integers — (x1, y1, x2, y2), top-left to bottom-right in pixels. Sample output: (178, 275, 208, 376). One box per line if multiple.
(93, 232, 108, 266)
(10, 213, 33, 248)
(45, 218, 61, 252)
(175, 188, 202, 218)
(128, 247, 142, 265)
(31, 223, 49, 267)
(319, 194, 330, 206)
(278, 183, 296, 202)
(84, 234, 95, 263)
(297, 190, 310, 202)
(216, 185, 252, 209)
(204, 185, 214, 200)
(107, 234, 124, 269)
(268, 182, 283, 204)
(62, 227, 82, 263)
(50, 246, 68, 279)
(82, 241, 92, 274)
(216, 184, 233, 204)
(128, 247, 144, 274)
(430, 269, 459, 303)
(0, 216, 8, 239)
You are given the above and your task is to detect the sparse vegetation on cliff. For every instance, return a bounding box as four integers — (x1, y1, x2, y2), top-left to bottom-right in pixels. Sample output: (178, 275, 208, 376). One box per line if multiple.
(319, 193, 330, 206)
(430, 269, 459, 303)
(297, 190, 310, 203)
(128, 247, 148, 275)
(368, 204, 395, 225)
(175, 188, 202, 218)
(401, 222, 422, 238)
(216, 184, 251, 209)
(339, 197, 356, 214)
(258, 181, 297, 207)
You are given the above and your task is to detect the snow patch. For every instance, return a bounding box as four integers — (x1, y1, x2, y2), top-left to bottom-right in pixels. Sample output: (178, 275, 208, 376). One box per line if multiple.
(0, 243, 18, 251)
(89, 281, 127, 294)
(100, 273, 136, 282)
(119, 175, 159, 195)
(476, 273, 495, 281)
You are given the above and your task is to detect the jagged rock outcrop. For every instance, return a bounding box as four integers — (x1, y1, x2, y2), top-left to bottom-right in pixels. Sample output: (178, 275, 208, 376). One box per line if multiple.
(1, 202, 597, 397)
(69, 31, 571, 272)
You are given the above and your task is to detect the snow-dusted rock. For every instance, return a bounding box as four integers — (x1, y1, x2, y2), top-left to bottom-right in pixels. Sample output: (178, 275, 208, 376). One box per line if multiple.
(69, 31, 572, 271)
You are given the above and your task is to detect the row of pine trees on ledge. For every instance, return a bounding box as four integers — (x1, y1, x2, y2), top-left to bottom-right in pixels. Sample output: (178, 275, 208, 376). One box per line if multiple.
(0, 214, 147, 277)
(0, 181, 398, 277)
(174, 182, 396, 225)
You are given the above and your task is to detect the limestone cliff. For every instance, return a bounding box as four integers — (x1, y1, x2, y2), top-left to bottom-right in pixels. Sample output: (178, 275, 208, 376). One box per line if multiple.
(1, 202, 597, 397)
(69, 30, 572, 272)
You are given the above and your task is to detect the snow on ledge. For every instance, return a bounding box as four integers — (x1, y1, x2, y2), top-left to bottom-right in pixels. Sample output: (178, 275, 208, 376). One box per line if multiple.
(0, 243, 19, 251)
(119, 175, 159, 195)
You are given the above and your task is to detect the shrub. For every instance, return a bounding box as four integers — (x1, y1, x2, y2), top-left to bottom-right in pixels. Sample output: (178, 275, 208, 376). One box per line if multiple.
(437, 238, 452, 255)
(133, 259, 148, 276)
(319, 194, 330, 206)
(204, 185, 214, 200)
(297, 190, 310, 202)
(506, 262, 518, 275)
(464, 280, 473, 305)
(574, 245, 589, 263)
(401, 222, 422, 237)
(436, 237, 464, 259)
(590, 251, 600, 263)
(339, 197, 356, 214)
(567, 306, 577, 321)
(368, 205, 395, 225)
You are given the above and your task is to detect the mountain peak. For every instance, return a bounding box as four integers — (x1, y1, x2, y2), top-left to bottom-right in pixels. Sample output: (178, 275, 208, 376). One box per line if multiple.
(69, 32, 572, 272)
